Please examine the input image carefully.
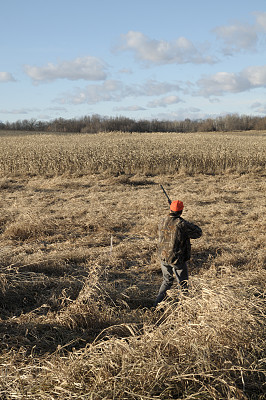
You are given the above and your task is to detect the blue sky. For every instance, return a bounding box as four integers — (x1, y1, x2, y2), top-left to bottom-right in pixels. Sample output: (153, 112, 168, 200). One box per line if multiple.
(1, 0, 266, 123)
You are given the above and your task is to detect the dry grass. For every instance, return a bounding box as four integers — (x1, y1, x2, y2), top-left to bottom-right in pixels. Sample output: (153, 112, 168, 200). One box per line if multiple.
(0, 130, 265, 176)
(0, 131, 265, 399)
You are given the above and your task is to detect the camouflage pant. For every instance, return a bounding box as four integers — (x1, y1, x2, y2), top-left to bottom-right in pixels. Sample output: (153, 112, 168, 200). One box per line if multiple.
(154, 261, 188, 307)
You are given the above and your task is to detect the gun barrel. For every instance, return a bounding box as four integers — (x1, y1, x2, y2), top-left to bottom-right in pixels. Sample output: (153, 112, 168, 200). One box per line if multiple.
(160, 185, 172, 205)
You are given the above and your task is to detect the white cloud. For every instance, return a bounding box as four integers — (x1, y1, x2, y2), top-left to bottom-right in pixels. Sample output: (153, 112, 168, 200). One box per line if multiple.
(243, 65, 266, 86)
(137, 80, 181, 96)
(255, 106, 266, 114)
(57, 79, 182, 105)
(147, 95, 181, 108)
(254, 11, 266, 31)
(209, 97, 221, 104)
(47, 106, 68, 112)
(251, 101, 262, 109)
(251, 101, 266, 114)
(213, 12, 266, 55)
(154, 107, 202, 121)
(58, 80, 124, 104)
(36, 114, 53, 121)
(196, 65, 266, 96)
(114, 105, 146, 112)
(0, 72, 16, 82)
(54, 61, 266, 106)
(0, 108, 38, 115)
(197, 72, 250, 96)
(119, 68, 133, 74)
(213, 23, 257, 54)
(24, 56, 107, 83)
(118, 31, 216, 65)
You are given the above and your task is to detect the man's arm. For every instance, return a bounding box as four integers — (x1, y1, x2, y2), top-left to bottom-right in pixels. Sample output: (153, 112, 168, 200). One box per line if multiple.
(185, 220, 202, 239)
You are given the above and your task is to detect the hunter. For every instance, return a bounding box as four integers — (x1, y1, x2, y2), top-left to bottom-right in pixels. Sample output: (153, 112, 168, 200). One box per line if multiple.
(154, 199, 202, 307)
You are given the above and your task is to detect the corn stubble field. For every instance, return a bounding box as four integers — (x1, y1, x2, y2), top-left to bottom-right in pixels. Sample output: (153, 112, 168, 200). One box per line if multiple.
(0, 130, 265, 399)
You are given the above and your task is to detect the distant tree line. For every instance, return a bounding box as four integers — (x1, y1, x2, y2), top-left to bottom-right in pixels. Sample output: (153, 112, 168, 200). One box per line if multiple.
(1, 113, 266, 133)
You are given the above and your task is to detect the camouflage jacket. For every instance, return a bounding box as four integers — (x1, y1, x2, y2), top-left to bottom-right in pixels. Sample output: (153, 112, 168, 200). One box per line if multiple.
(158, 214, 202, 265)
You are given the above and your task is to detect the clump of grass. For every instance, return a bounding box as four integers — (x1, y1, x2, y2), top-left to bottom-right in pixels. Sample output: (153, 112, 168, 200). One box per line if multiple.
(3, 216, 58, 241)
(54, 264, 118, 331)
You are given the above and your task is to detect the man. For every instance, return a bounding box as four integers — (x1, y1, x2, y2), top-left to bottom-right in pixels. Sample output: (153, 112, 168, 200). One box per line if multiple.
(154, 199, 202, 307)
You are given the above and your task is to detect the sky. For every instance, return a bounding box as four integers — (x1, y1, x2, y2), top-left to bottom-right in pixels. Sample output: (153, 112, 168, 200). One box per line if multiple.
(1, 0, 266, 123)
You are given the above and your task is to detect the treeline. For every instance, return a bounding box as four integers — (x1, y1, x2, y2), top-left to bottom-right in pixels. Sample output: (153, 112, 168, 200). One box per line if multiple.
(1, 113, 266, 133)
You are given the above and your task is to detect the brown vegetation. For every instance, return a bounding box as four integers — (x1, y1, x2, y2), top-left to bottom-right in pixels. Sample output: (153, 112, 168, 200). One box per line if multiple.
(0, 131, 265, 177)
(0, 131, 265, 399)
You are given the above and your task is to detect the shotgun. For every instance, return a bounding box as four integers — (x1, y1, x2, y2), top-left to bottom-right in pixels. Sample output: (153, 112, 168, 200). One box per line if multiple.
(160, 184, 172, 205)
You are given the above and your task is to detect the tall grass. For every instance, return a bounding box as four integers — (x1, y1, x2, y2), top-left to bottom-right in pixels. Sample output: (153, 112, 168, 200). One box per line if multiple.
(0, 131, 265, 177)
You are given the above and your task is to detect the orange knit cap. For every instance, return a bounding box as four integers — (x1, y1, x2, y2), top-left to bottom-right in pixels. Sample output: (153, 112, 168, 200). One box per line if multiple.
(170, 200, 184, 212)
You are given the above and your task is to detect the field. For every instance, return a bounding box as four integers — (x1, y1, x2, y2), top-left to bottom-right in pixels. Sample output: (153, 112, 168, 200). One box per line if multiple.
(0, 130, 265, 399)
